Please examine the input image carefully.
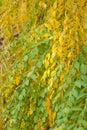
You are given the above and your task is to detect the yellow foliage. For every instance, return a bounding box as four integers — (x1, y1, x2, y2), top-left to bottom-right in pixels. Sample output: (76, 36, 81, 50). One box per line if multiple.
(43, 33, 49, 38)
(27, 107, 33, 117)
(39, 1, 47, 9)
(20, 119, 25, 129)
(0, 0, 87, 129)
(15, 75, 21, 86)
(41, 71, 47, 81)
(44, 23, 52, 31)
(45, 98, 55, 127)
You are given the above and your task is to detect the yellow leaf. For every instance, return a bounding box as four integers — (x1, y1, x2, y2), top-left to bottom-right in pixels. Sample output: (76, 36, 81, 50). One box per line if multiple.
(44, 23, 52, 30)
(43, 33, 49, 38)
(51, 70, 56, 77)
(42, 71, 47, 81)
(47, 68, 50, 77)
(15, 76, 21, 86)
(50, 57, 53, 64)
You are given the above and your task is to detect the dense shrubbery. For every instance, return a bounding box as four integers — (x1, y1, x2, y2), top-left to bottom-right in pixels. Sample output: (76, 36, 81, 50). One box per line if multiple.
(0, 0, 87, 129)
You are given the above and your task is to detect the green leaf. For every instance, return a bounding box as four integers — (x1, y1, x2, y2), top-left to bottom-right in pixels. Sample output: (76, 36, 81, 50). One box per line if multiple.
(72, 89, 78, 97)
(31, 66, 36, 71)
(24, 61, 28, 67)
(41, 91, 45, 98)
(71, 106, 82, 111)
(63, 117, 67, 122)
(58, 85, 63, 91)
(73, 127, 78, 130)
(22, 36, 28, 41)
(69, 95, 74, 104)
(77, 93, 86, 100)
(24, 55, 28, 62)
(81, 120, 87, 129)
(33, 84, 38, 90)
(38, 99, 42, 106)
(78, 53, 84, 63)
(53, 93, 60, 104)
(42, 117, 46, 123)
(30, 73, 36, 80)
(81, 81, 87, 87)
(54, 104, 58, 112)
(40, 106, 44, 112)
(80, 64, 87, 74)
(57, 62, 65, 76)
(34, 116, 38, 123)
(67, 124, 75, 130)
(66, 77, 71, 83)
(36, 54, 44, 68)
(63, 83, 68, 89)
(34, 47, 38, 55)
(25, 79, 29, 86)
(78, 127, 84, 130)
(64, 107, 70, 114)
(75, 80, 82, 88)
(40, 88, 48, 98)
(19, 89, 26, 100)
(34, 125, 37, 130)
(36, 61, 42, 68)
(70, 68, 76, 75)
(80, 74, 87, 82)
(42, 101, 45, 107)
(40, 38, 50, 45)
(82, 45, 87, 53)
(74, 61, 80, 70)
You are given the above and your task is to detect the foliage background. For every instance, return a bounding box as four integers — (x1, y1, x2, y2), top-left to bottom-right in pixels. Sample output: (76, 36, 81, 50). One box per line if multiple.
(0, 0, 87, 130)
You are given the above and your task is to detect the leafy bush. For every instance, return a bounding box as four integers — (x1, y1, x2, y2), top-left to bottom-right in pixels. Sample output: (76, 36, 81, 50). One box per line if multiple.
(0, 0, 87, 130)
